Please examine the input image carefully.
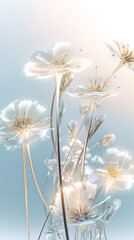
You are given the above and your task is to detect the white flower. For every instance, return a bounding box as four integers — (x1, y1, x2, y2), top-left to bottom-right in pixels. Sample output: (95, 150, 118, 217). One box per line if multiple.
(24, 42, 91, 79)
(107, 41, 134, 71)
(61, 138, 90, 161)
(67, 66, 118, 104)
(0, 100, 50, 150)
(51, 180, 110, 227)
(68, 81, 118, 100)
(94, 148, 134, 192)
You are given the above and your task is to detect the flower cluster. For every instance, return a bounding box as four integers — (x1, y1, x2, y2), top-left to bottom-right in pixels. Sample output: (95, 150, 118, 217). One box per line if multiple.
(1, 41, 134, 240)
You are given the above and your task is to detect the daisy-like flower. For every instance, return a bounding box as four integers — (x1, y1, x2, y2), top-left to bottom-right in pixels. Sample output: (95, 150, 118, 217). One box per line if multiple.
(61, 139, 91, 161)
(107, 40, 134, 71)
(0, 100, 50, 150)
(67, 67, 118, 100)
(24, 42, 91, 79)
(92, 148, 134, 192)
(51, 181, 110, 227)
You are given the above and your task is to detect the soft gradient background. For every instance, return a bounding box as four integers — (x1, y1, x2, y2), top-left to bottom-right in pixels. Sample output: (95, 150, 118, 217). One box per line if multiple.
(0, 0, 134, 239)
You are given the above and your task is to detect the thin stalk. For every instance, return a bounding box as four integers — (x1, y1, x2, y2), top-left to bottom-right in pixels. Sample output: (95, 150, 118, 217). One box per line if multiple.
(50, 87, 57, 158)
(56, 72, 70, 240)
(81, 101, 96, 181)
(99, 223, 103, 240)
(92, 185, 104, 204)
(72, 150, 83, 184)
(53, 174, 56, 198)
(74, 228, 79, 240)
(43, 174, 50, 218)
(22, 143, 30, 240)
(38, 212, 51, 240)
(26, 144, 54, 216)
(88, 143, 98, 152)
(62, 102, 91, 173)
(99, 200, 106, 240)
(103, 61, 123, 89)
(101, 221, 107, 240)
(72, 117, 102, 183)
(38, 176, 60, 240)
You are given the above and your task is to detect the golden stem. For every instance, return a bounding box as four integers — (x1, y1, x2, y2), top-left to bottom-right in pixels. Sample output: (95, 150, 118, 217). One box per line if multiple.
(81, 100, 96, 182)
(92, 185, 104, 204)
(38, 212, 51, 240)
(72, 150, 83, 184)
(22, 143, 30, 240)
(62, 102, 91, 175)
(26, 144, 54, 216)
(56, 72, 70, 240)
(102, 61, 123, 90)
(50, 87, 57, 158)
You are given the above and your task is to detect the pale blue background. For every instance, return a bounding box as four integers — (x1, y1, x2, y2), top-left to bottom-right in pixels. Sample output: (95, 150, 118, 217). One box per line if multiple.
(0, 0, 134, 239)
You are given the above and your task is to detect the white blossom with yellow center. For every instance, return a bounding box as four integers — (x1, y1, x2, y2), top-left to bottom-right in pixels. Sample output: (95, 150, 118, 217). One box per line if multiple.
(107, 41, 134, 71)
(0, 100, 50, 150)
(24, 42, 91, 79)
(92, 148, 134, 192)
(51, 181, 110, 227)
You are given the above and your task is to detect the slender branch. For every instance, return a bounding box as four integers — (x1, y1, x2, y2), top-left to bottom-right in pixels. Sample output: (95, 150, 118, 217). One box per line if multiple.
(103, 61, 123, 89)
(101, 221, 107, 240)
(88, 143, 97, 152)
(56, 72, 70, 240)
(92, 185, 104, 204)
(26, 144, 54, 216)
(38, 212, 51, 240)
(22, 143, 30, 240)
(81, 101, 96, 181)
(43, 174, 50, 218)
(73, 114, 103, 183)
(72, 150, 83, 184)
(62, 102, 91, 174)
(50, 87, 57, 158)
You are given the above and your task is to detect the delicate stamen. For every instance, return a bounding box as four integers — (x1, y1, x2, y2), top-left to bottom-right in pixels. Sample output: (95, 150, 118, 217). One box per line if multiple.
(12, 116, 32, 132)
(69, 204, 93, 223)
(105, 165, 120, 180)
(51, 55, 69, 66)
(87, 67, 108, 93)
(120, 47, 134, 63)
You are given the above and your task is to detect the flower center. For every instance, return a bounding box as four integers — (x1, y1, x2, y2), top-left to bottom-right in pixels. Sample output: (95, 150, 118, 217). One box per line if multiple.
(12, 116, 32, 132)
(51, 54, 69, 66)
(87, 70, 108, 94)
(105, 165, 120, 180)
(69, 204, 93, 223)
(121, 48, 134, 63)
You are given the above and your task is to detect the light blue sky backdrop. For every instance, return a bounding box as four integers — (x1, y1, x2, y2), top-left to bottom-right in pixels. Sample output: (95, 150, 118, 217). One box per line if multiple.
(0, 0, 134, 239)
